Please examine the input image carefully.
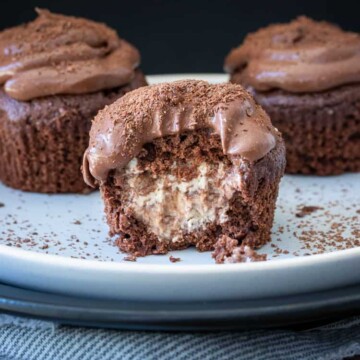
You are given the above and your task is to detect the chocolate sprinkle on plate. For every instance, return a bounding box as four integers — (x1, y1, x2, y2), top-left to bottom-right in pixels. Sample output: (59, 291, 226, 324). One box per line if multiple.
(124, 255, 137, 262)
(295, 205, 324, 218)
(169, 256, 181, 263)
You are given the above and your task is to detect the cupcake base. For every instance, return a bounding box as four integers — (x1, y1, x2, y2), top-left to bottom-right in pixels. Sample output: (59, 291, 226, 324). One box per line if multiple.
(0, 70, 147, 193)
(100, 130, 285, 257)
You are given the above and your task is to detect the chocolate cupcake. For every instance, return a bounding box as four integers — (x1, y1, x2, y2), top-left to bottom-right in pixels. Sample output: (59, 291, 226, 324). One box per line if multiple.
(83, 80, 285, 261)
(0, 9, 147, 193)
(225, 17, 360, 175)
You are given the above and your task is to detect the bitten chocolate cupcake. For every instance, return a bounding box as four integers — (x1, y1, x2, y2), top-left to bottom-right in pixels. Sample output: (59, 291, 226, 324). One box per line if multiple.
(0, 9, 147, 193)
(83, 80, 285, 262)
(225, 17, 360, 175)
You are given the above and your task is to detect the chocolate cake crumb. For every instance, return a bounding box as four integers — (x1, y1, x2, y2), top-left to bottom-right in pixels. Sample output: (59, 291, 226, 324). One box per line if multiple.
(0, 202, 4, 207)
(124, 255, 137, 262)
(212, 235, 267, 264)
(73, 220, 81, 225)
(295, 205, 323, 218)
(169, 255, 181, 263)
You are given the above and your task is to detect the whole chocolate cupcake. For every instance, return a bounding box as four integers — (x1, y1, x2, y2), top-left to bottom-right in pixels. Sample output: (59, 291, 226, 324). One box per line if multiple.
(225, 17, 360, 175)
(0, 9, 147, 193)
(83, 80, 285, 261)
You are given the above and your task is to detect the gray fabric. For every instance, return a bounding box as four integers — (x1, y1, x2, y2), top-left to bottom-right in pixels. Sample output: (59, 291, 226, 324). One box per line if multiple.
(0, 315, 360, 360)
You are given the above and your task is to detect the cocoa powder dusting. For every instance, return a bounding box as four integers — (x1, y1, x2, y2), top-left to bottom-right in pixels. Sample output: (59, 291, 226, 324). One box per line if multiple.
(83, 80, 279, 186)
(0, 9, 141, 101)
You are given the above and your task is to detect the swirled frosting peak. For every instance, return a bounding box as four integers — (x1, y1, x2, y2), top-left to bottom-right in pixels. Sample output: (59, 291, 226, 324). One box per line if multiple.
(225, 16, 360, 93)
(0, 9, 140, 101)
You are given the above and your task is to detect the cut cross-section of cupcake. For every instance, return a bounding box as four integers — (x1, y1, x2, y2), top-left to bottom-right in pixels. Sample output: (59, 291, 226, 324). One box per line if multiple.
(83, 80, 285, 260)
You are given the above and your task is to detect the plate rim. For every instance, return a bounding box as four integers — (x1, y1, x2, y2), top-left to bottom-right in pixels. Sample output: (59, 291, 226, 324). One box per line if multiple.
(1, 242, 360, 274)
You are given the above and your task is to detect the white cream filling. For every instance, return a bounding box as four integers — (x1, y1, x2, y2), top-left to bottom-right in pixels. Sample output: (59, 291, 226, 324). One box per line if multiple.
(123, 159, 241, 242)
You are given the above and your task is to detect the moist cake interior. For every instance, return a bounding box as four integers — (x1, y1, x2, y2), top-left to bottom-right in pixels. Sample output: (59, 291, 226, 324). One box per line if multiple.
(101, 129, 276, 256)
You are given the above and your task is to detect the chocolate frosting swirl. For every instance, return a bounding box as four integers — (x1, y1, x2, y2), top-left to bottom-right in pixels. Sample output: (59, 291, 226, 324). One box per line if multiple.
(0, 9, 140, 101)
(83, 80, 278, 187)
(224, 16, 360, 93)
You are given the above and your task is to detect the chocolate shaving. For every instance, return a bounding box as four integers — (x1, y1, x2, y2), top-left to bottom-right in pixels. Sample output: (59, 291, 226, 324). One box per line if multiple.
(169, 255, 181, 263)
(124, 254, 137, 262)
(295, 205, 323, 218)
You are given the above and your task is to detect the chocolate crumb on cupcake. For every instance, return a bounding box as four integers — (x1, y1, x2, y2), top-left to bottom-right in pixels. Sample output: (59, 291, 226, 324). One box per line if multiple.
(0, 9, 147, 193)
(225, 17, 360, 175)
(83, 80, 285, 261)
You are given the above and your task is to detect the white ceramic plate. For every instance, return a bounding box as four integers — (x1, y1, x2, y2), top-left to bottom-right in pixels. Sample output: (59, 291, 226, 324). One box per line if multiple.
(0, 74, 359, 302)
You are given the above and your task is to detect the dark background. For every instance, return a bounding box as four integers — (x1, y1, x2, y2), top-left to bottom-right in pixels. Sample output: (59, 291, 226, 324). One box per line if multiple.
(1, 0, 359, 74)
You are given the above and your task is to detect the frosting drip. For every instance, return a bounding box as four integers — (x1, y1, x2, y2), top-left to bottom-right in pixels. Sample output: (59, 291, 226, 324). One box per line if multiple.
(82, 80, 277, 187)
(224, 16, 360, 93)
(0, 9, 140, 100)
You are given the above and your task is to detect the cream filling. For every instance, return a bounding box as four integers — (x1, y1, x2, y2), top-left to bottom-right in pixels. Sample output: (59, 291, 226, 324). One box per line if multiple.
(123, 159, 241, 242)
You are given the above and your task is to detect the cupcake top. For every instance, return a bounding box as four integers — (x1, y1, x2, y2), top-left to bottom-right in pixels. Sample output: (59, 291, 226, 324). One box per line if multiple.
(224, 16, 360, 93)
(83, 80, 279, 186)
(0, 9, 140, 101)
